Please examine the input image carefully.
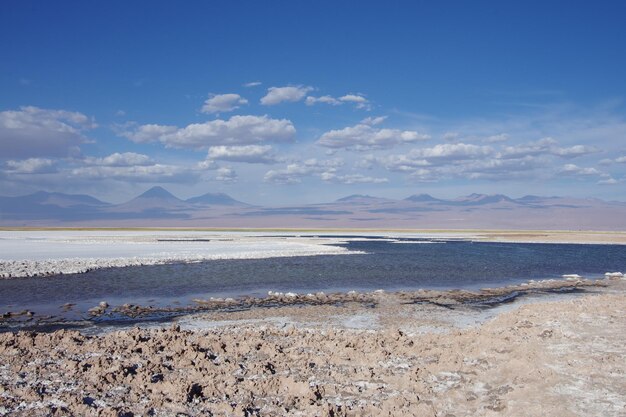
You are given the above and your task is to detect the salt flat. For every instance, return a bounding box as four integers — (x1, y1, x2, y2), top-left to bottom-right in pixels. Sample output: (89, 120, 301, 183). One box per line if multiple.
(0, 230, 364, 278)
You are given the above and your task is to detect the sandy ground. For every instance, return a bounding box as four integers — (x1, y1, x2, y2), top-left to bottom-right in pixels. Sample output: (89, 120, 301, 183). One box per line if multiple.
(1, 280, 624, 417)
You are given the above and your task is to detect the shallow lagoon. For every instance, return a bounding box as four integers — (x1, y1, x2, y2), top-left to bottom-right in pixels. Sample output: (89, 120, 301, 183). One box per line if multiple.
(1, 236, 625, 327)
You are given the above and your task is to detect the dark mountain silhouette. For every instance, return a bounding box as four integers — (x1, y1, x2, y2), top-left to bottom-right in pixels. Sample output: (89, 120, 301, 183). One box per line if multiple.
(0, 191, 108, 208)
(0, 191, 110, 221)
(130, 186, 182, 202)
(517, 195, 557, 203)
(334, 194, 394, 204)
(404, 194, 441, 203)
(108, 187, 190, 218)
(186, 192, 248, 206)
(452, 193, 517, 205)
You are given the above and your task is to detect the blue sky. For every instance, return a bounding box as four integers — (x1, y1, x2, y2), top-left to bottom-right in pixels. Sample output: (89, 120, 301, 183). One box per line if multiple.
(1, 1, 626, 204)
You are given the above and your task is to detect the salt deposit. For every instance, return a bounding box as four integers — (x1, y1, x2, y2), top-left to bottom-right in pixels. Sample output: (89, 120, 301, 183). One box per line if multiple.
(1, 284, 625, 416)
(0, 231, 363, 278)
(562, 274, 584, 281)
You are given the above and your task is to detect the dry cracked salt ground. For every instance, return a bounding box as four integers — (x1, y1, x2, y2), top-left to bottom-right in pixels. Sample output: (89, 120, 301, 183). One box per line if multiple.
(1, 282, 625, 417)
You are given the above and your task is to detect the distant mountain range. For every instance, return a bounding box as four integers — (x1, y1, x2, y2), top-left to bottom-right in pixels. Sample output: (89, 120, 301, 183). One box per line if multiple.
(1, 186, 625, 230)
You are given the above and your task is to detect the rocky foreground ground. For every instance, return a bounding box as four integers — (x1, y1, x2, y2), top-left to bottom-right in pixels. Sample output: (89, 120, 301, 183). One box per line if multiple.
(1, 283, 625, 417)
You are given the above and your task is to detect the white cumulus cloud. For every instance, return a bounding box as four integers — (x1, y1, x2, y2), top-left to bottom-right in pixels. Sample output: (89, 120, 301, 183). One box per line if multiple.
(201, 93, 248, 114)
(305, 94, 373, 110)
(206, 145, 278, 164)
(317, 123, 430, 150)
(598, 177, 619, 185)
(0, 106, 96, 158)
(260, 86, 313, 105)
(409, 169, 437, 182)
(376, 143, 496, 174)
(410, 143, 494, 160)
(321, 173, 388, 184)
(85, 152, 154, 167)
(122, 124, 178, 144)
(263, 164, 310, 184)
(121, 115, 296, 150)
(339, 94, 370, 110)
(305, 95, 341, 106)
(264, 158, 344, 184)
(5, 158, 57, 174)
(216, 167, 238, 182)
(70, 164, 198, 183)
(559, 164, 602, 176)
(551, 144, 599, 158)
(499, 138, 598, 159)
(378, 154, 431, 172)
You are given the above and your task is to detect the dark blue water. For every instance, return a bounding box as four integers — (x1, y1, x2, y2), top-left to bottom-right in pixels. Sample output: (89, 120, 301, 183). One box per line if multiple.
(1, 239, 625, 317)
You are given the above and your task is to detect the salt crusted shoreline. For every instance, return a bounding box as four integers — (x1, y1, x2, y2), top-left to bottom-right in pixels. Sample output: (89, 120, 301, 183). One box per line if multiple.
(1, 281, 625, 416)
(0, 232, 361, 278)
(0, 276, 612, 330)
(0, 249, 357, 279)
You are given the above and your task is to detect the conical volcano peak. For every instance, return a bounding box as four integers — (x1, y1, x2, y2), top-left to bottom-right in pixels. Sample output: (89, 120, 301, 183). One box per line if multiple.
(136, 186, 180, 200)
